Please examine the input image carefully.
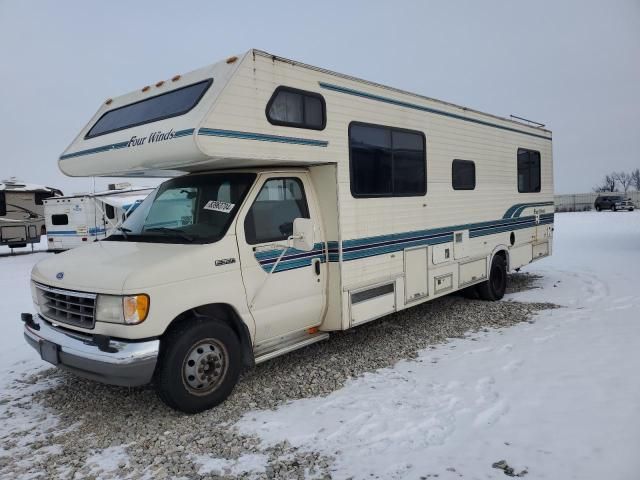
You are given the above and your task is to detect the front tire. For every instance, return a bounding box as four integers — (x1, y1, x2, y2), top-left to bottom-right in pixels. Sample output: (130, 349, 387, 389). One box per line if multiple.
(155, 318, 241, 413)
(595, 205, 601, 211)
(478, 255, 507, 301)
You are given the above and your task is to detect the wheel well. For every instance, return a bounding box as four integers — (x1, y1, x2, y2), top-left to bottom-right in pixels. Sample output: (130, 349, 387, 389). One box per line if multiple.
(164, 304, 255, 369)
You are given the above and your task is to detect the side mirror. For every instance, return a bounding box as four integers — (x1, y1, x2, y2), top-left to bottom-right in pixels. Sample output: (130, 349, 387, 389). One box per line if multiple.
(292, 218, 314, 252)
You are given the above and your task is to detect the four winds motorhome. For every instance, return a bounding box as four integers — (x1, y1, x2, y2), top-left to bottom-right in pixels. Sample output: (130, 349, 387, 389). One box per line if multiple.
(22, 50, 554, 412)
(1, 179, 63, 249)
(44, 185, 152, 251)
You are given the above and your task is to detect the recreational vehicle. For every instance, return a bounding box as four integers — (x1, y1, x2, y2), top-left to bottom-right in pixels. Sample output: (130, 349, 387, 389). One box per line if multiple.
(1, 179, 62, 249)
(22, 50, 554, 413)
(44, 185, 152, 251)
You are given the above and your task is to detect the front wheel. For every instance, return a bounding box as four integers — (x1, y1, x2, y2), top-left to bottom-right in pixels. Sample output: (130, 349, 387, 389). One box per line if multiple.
(612, 205, 617, 212)
(155, 318, 241, 413)
(595, 205, 601, 211)
(478, 255, 507, 301)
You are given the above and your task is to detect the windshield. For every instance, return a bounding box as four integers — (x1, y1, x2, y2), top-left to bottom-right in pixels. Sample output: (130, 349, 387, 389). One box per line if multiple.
(108, 173, 255, 244)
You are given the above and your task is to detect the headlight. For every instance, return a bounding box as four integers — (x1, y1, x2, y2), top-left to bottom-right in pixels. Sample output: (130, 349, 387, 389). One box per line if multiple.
(95, 294, 149, 325)
(96, 295, 124, 323)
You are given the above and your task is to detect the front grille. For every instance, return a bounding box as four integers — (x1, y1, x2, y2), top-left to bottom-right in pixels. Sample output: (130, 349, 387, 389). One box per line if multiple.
(35, 283, 96, 329)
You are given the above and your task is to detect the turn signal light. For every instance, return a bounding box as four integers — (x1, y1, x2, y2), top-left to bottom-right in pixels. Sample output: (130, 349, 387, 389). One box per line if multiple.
(123, 294, 150, 324)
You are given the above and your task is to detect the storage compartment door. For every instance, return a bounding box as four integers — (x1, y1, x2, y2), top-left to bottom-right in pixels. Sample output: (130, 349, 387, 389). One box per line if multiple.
(404, 247, 428, 303)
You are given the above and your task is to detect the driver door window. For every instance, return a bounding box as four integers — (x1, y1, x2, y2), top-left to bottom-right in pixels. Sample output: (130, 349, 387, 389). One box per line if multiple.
(244, 178, 309, 245)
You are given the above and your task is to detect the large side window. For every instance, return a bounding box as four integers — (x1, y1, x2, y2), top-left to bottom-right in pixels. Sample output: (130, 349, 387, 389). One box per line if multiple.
(245, 178, 310, 245)
(452, 159, 476, 190)
(349, 122, 426, 197)
(266, 87, 326, 130)
(51, 214, 69, 226)
(0, 192, 5, 216)
(517, 148, 541, 193)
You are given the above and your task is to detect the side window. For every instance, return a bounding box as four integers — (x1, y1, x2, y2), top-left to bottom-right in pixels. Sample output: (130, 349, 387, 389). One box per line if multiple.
(35, 191, 54, 205)
(452, 159, 476, 190)
(517, 148, 541, 193)
(51, 214, 69, 226)
(0, 192, 5, 216)
(105, 204, 116, 220)
(349, 122, 426, 197)
(266, 87, 326, 130)
(245, 178, 310, 245)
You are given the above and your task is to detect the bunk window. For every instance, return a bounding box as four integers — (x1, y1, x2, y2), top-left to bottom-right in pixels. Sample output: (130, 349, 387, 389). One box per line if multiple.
(86, 79, 213, 139)
(245, 178, 310, 245)
(517, 148, 541, 193)
(266, 87, 326, 130)
(452, 160, 476, 190)
(51, 214, 69, 226)
(0, 192, 6, 216)
(349, 122, 426, 197)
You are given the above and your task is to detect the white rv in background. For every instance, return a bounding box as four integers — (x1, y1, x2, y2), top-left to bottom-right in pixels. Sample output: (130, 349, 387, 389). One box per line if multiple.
(1, 179, 62, 249)
(43, 184, 152, 251)
(23, 50, 554, 413)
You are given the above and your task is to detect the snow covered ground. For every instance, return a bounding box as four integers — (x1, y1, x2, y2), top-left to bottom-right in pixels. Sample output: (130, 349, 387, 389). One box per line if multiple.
(0, 212, 639, 479)
(237, 211, 640, 479)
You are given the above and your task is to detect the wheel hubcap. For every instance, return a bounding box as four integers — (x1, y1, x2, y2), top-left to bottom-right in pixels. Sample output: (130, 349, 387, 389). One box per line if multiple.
(182, 339, 228, 395)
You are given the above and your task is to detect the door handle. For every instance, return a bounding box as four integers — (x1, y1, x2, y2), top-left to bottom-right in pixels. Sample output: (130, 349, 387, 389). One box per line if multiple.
(312, 258, 321, 275)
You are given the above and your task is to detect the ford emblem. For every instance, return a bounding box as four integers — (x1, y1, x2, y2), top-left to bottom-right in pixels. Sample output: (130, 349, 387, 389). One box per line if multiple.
(56, 272, 64, 280)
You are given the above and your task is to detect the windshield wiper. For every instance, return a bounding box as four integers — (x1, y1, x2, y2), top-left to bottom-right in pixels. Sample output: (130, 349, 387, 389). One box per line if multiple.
(144, 227, 195, 242)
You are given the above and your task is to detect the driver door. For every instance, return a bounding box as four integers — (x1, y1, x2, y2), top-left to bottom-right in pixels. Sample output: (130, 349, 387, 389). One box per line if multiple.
(236, 173, 326, 343)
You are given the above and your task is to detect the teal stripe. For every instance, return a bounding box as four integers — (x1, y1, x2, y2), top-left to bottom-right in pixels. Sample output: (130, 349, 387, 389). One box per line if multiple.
(318, 82, 552, 142)
(503, 202, 554, 219)
(197, 128, 328, 147)
(59, 128, 195, 160)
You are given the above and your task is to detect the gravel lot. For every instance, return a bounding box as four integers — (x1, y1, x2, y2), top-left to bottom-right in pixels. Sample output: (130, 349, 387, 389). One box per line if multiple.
(0, 273, 556, 480)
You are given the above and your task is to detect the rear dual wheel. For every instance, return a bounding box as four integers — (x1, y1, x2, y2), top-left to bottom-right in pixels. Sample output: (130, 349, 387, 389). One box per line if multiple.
(476, 255, 507, 301)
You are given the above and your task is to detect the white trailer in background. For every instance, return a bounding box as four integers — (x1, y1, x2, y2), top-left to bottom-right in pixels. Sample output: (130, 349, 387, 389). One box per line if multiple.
(43, 185, 152, 251)
(23, 49, 554, 413)
(1, 179, 63, 250)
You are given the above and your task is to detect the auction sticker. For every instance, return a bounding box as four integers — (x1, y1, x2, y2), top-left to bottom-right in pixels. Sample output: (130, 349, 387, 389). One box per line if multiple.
(203, 200, 235, 213)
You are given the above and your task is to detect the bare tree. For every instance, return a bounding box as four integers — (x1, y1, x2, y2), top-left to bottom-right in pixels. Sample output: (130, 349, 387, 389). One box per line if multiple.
(631, 168, 640, 191)
(593, 174, 617, 192)
(613, 171, 633, 193)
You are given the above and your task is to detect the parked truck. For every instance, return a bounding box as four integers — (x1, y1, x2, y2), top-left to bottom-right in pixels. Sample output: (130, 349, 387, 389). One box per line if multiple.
(22, 50, 554, 413)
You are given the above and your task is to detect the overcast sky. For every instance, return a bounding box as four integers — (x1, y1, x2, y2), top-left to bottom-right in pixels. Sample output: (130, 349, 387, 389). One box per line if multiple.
(1, 0, 638, 194)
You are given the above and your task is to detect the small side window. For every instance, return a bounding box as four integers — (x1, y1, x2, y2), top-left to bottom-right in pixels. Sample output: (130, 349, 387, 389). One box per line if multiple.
(517, 148, 541, 193)
(266, 87, 326, 130)
(0, 192, 6, 216)
(245, 178, 310, 245)
(452, 159, 476, 190)
(105, 204, 116, 220)
(51, 214, 69, 226)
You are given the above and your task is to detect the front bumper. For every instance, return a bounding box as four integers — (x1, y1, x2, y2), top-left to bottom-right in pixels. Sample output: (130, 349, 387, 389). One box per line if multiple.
(23, 314, 159, 387)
